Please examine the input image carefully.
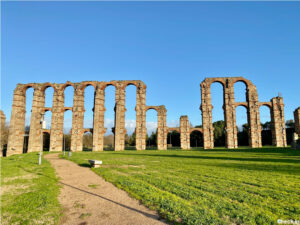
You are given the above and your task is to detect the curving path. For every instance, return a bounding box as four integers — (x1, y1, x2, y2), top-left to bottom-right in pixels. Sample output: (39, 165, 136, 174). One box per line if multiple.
(45, 154, 166, 225)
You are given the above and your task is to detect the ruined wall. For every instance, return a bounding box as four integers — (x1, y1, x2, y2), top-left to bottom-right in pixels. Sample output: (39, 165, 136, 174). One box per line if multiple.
(180, 116, 190, 149)
(270, 97, 287, 147)
(7, 85, 29, 156)
(0, 110, 6, 156)
(146, 106, 167, 150)
(200, 77, 286, 149)
(7, 80, 149, 155)
(294, 107, 300, 135)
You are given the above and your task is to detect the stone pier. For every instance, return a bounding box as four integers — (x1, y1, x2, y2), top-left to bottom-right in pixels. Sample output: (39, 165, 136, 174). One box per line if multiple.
(294, 107, 300, 135)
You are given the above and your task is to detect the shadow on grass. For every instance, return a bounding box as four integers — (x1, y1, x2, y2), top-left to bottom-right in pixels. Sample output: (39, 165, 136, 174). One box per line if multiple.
(111, 152, 300, 164)
(79, 163, 91, 168)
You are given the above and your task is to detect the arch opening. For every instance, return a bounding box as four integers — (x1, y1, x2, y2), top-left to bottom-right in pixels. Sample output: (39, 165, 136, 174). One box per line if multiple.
(63, 110, 72, 152)
(43, 110, 52, 152)
(83, 85, 95, 129)
(64, 85, 74, 107)
(260, 105, 272, 146)
(44, 86, 54, 108)
(167, 130, 180, 149)
(146, 108, 158, 150)
(236, 105, 249, 146)
(190, 130, 203, 148)
(104, 85, 115, 150)
(82, 131, 93, 151)
(211, 82, 226, 147)
(234, 81, 247, 102)
(23, 87, 34, 153)
(125, 84, 137, 150)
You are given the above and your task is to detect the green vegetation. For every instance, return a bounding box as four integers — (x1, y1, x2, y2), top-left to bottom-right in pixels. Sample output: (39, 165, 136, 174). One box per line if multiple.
(79, 213, 92, 219)
(1, 153, 62, 225)
(64, 147, 300, 225)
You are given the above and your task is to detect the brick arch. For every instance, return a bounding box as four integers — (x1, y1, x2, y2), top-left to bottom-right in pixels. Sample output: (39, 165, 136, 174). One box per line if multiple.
(41, 83, 57, 92)
(61, 82, 76, 91)
(235, 102, 248, 109)
(190, 128, 203, 133)
(145, 106, 159, 112)
(167, 127, 180, 133)
(259, 102, 272, 110)
(204, 79, 226, 89)
(20, 84, 37, 95)
(229, 77, 254, 89)
(100, 81, 118, 90)
(81, 81, 97, 90)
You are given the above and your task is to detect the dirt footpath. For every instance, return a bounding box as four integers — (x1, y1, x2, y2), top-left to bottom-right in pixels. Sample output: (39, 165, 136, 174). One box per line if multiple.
(45, 154, 166, 225)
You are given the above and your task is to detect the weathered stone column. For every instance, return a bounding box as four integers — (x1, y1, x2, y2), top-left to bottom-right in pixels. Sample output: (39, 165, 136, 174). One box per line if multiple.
(28, 85, 45, 152)
(114, 82, 126, 151)
(294, 107, 300, 135)
(0, 110, 6, 156)
(50, 86, 64, 151)
(92, 83, 106, 151)
(200, 82, 214, 149)
(71, 84, 85, 151)
(224, 83, 238, 148)
(271, 97, 287, 147)
(180, 115, 190, 150)
(157, 106, 167, 150)
(247, 86, 262, 148)
(135, 82, 147, 150)
(7, 85, 26, 156)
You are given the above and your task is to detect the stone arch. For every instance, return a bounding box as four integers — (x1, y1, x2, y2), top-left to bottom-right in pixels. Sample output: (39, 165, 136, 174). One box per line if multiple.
(235, 102, 248, 109)
(41, 83, 57, 92)
(21, 84, 37, 95)
(81, 81, 97, 90)
(145, 107, 158, 149)
(229, 77, 254, 89)
(61, 82, 76, 91)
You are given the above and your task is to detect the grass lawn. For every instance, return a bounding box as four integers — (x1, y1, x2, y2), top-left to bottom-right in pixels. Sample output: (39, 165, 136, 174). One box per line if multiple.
(63, 147, 300, 225)
(1, 152, 62, 225)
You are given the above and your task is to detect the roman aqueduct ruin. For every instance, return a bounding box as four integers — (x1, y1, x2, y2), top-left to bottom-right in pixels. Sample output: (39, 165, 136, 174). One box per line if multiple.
(2, 77, 299, 156)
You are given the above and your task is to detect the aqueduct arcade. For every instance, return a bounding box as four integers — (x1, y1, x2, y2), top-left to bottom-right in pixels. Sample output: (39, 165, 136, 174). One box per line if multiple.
(4, 77, 293, 156)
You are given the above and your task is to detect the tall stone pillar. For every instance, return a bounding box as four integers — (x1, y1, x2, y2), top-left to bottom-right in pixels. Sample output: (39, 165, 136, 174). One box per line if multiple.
(7, 86, 26, 156)
(0, 110, 6, 156)
(157, 106, 167, 150)
(114, 82, 126, 151)
(200, 82, 214, 149)
(71, 84, 85, 151)
(271, 97, 287, 147)
(135, 82, 147, 150)
(180, 115, 190, 150)
(224, 83, 238, 148)
(50, 86, 64, 151)
(92, 83, 106, 151)
(28, 86, 45, 152)
(247, 86, 262, 148)
(294, 107, 300, 135)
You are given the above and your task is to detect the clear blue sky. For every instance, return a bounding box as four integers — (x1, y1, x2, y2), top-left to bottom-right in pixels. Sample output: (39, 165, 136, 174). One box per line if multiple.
(1, 2, 300, 134)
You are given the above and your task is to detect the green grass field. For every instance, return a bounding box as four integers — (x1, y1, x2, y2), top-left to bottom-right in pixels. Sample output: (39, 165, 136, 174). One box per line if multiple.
(63, 147, 300, 225)
(1, 153, 62, 225)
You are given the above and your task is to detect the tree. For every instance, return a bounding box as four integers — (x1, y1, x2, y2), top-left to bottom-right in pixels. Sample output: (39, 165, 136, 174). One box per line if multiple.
(127, 132, 136, 146)
(146, 131, 157, 147)
(237, 123, 249, 146)
(213, 120, 225, 146)
(286, 120, 295, 128)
